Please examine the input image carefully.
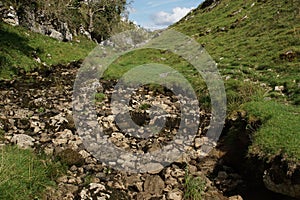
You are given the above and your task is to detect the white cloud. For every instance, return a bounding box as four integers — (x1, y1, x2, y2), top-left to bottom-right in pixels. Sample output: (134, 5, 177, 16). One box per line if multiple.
(152, 7, 193, 26)
(127, 7, 136, 13)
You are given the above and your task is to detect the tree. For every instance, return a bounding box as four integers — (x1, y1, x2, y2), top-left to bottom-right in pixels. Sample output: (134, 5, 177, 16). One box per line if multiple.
(79, 0, 126, 41)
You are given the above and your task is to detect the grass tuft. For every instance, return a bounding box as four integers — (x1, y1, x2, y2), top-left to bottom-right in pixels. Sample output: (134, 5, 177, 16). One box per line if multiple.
(244, 101, 300, 162)
(183, 169, 206, 200)
(0, 145, 65, 200)
(94, 92, 106, 102)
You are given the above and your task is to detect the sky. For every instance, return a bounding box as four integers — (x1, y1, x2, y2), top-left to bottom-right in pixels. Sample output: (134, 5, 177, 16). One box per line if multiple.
(128, 0, 203, 30)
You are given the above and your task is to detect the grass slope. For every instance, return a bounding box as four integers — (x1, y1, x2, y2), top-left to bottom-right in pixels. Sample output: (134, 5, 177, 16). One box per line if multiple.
(0, 22, 96, 79)
(174, 0, 300, 161)
(174, 0, 300, 105)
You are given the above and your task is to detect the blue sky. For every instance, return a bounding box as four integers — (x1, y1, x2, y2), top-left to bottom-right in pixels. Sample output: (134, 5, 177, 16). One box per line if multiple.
(128, 0, 203, 30)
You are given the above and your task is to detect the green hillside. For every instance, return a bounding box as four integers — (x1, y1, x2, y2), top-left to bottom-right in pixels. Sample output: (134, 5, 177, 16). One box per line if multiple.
(173, 0, 300, 161)
(174, 0, 300, 105)
(0, 22, 96, 79)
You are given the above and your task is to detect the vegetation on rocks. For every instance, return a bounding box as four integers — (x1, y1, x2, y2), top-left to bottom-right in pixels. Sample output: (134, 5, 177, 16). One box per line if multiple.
(184, 169, 206, 200)
(243, 100, 300, 162)
(1, 0, 128, 42)
(94, 92, 106, 102)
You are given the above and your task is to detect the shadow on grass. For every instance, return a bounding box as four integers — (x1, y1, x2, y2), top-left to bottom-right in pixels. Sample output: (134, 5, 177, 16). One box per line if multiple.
(0, 22, 37, 77)
(0, 22, 36, 55)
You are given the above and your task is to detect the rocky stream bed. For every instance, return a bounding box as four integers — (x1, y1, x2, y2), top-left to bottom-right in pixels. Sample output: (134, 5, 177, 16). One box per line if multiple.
(0, 62, 298, 200)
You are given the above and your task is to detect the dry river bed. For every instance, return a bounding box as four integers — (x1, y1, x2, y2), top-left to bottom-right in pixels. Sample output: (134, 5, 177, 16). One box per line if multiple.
(0, 62, 297, 200)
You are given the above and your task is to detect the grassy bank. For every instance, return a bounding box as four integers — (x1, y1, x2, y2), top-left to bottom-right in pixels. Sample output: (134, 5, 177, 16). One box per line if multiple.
(244, 101, 300, 162)
(0, 145, 65, 199)
(0, 22, 96, 79)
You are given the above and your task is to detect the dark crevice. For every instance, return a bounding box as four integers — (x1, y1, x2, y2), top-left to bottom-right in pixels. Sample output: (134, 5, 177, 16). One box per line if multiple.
(212, 117, 298, 200)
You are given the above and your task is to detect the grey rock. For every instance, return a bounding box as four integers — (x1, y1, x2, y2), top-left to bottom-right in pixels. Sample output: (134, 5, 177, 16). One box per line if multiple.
(144, 175, 165, 195)
(53, 129, 74, 145)
(2, 5, 19, 26)
(263, 169, 300, 198)
(56, 148, 84, 166)
(171, 168, 185, 178)
(40, 132, 51, 143)
(11, 134, 34, 149)
(168, 189, 183, 200)
(57, 175, 68, 183)
(143, 162, 164, 174)
(135, 192, 152, 200)
(274, 85, 284, 92)
(61, 22, 72, 41)
(229, 195, 243, 200)
(49, 29, 63, 41)
(165, 176, 178, 187)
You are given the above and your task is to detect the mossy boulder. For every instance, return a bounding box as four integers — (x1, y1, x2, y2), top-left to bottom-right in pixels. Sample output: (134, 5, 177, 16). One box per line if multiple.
(56, 148, 84, 167)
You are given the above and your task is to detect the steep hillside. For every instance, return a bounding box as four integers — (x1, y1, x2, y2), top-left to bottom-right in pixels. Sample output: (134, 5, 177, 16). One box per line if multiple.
(174, 0, 300, 105)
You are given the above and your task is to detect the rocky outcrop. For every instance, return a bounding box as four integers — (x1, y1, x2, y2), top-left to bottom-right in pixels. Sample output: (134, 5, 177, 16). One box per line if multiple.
(0, 3, 73, 41)
(0, 4, 18, 26)
(200, 0, 221, 10)
(263, 159, 300, 198)
(17, 6, 73, 41)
